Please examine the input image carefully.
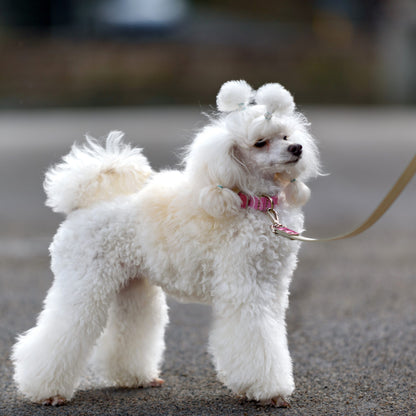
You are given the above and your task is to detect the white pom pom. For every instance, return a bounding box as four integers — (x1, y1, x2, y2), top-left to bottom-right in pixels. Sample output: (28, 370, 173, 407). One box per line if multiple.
(256, 83, 295, 116)
(285, 180, 310, 207)
(216, 80, 253, 112)
(199, 185, 241, 218)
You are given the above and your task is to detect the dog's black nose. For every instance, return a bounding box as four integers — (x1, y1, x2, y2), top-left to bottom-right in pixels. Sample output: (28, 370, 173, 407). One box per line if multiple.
(287, 144, 302, 157)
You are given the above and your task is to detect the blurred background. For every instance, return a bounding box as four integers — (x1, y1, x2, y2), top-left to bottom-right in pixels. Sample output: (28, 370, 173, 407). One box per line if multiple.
(1, 3, 416, 414)
(0, 0, 415, 107)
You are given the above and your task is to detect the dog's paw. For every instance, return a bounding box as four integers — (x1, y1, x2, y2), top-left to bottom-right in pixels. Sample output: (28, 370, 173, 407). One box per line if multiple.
(238, 393, 291, 408)
(260, 395, 291, 408)
(41, 395, 67, 406)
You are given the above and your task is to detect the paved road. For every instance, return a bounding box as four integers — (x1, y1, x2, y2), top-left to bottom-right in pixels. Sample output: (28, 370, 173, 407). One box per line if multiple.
(0, 108, 415, 415)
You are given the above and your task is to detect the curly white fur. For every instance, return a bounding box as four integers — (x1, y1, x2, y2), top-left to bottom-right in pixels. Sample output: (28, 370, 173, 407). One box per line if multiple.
(44, 131, 152, 214)
(12, 80, 320, 407)
(256, 83, 295, 115)
(216, 80, 253, 112)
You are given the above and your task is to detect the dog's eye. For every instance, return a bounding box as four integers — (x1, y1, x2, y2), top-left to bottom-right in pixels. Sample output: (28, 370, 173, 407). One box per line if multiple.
(254, 139, 268, 148)
(283, 136, 288, 141)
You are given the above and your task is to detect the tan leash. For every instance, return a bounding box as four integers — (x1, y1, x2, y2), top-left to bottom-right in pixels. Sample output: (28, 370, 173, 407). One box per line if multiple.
(268, 154, 416, 242)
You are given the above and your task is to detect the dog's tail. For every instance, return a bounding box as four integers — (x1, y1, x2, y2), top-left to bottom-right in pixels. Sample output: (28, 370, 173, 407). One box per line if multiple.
(44, 131, 152, 215)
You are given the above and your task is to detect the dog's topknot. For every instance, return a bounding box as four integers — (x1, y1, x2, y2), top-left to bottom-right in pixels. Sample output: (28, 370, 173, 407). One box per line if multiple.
(256, 83, 295, 116)
(216, 80, 253, 112)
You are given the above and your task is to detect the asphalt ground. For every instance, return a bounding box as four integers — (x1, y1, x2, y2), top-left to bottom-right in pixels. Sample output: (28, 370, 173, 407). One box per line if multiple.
(0, 107, 415, 415)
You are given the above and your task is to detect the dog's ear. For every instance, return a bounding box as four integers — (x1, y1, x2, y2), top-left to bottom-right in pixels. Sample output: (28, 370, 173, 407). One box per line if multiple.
(199, 185, 241, 218)
(256, 83, 295, 116)
(217, 80, 253, 112)
(284, 180, 311, 207)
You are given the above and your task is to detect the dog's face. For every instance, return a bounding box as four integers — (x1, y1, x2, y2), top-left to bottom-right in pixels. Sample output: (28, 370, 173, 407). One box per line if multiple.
(232, 112, 315, 183)
(185, 81, 320, 204)
(222, 103, 320, 196)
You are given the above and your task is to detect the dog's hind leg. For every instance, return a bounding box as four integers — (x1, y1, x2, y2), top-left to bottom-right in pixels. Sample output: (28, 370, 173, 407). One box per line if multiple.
(11, 265, 119, 405)
(90, 277, 169, 388)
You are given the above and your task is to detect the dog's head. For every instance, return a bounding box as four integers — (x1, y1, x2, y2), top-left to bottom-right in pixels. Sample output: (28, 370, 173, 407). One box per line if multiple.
(185, 80, 320, 217)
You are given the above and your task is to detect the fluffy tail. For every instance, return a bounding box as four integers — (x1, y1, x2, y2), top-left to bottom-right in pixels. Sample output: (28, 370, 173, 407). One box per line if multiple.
(44, 131, 152, 215)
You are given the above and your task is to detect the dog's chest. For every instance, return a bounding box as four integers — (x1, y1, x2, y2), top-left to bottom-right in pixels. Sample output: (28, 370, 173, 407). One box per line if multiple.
(138, 203, 302, 303)
(237, 209, 301, 261)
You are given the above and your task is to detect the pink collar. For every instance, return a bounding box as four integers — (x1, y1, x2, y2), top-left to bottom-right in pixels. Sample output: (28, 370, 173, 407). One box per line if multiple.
(238, 192, 278, 212)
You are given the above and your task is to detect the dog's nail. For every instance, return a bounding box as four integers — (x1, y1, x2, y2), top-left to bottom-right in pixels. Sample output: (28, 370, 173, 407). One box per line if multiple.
(268, 396, 291, 408)
(42, 395, 67, 406)
(148, 378, 164, 388)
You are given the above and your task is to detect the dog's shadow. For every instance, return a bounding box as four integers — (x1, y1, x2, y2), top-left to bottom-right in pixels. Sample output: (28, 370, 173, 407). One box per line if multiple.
(71, 381, 287, 415)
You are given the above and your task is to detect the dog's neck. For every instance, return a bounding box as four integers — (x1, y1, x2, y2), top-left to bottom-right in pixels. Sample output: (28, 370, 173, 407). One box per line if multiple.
(234, 172, 291, 198)
(238, 192, 279, 211)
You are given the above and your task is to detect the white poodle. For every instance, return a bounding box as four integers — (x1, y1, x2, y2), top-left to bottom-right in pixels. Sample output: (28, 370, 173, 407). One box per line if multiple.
(12, 81, 320, 407)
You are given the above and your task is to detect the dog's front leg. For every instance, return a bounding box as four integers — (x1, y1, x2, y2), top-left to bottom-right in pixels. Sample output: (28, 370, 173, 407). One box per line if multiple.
(209, 296, 294, 407)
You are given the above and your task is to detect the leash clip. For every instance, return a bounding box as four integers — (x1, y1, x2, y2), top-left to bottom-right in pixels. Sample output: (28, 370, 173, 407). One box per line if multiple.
(266, 207, 300, 240)
(262, 194, 300, 240)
